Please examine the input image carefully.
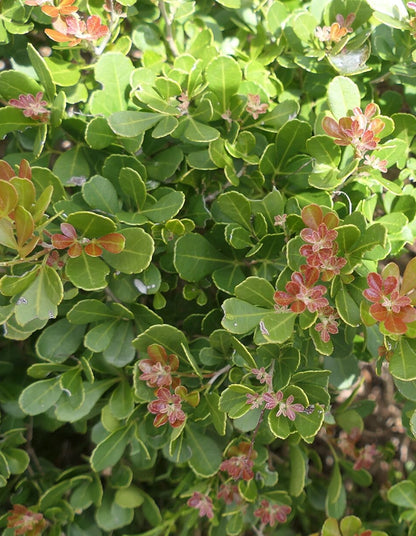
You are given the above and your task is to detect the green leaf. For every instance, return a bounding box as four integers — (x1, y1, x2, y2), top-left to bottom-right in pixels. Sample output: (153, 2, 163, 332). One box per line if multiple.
(19, 378, 62, 416)
(275, 119, 312, 171)
(91, 52, 134, 115)
(219, 384, 255, 418)
(27, 43, 56, 101)
(110, 381, 134, 419)
(335, 285, 361, 327)
(67, 211, 116, 238)
(387, 480, 416, 508)
(82, 175, 120, 214)
(186, 423, 222, 477)
(91, 424, 133, 472)
(60, 368, 85, 410)
(222, 298, 270, 334)
(103, 321, 135, 367)
(204, 392, 226, 436)
(295, 405, 325, 440)
(261, 312, 297, 343)
(67, 299, 114, 324)
(390, 338, 416, 381)
(66, 253, 110, 291)
(183, 117, 220, 143)
(327, 76, 361, 119)
(213, 191, 252, 229)
(268, 410, 292, 439)
(85, 117, 116, 149)
(95, 489, 134, 530)
(0, 107, 38, 138)
(307, 135, 341, 166)
(14, 265, 63, 326)
(367, 0, 408, 20)
(36, 318, 85, 363)
(45, 55, 80, 87)
(326, 463, 346, 518)
(289, 445, 307, 496)
(205, 56, 242, 110)
(3, 448, 29, 475)
(133, 324, 189, 360)
(174, 233, 229, 282)
(142, 191, 185, 223)
(119, 167, 147, 208)
(109, 111, 162, 137)
(53, 146, 90, 185)
(102, 227, 154, 274)
(0, 70, 42, 100)
(85, 320, 119, 353)
(55, 379, 115, 423)
(115, 486, 144, 508)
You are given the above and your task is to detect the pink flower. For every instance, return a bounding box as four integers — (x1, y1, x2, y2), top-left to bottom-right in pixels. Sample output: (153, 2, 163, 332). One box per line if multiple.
(274, 214, 287, 227)
(251, 367, 272, 387)
(138, 344, 179, 388)
(274, 265, 328, 313)
(262, 390, 283, 410)
(148, 387, 186, 428)
(187, 492, 214, 519)
(246, 94, 269, 120)
(353, 444, 378, 471)
(246, 392, 264, 409)
(364, 154, 388, 173)
(8, 92, 49, 121)
(217, 483, 241, 505)
(336, 13, 356, 32)
(254, 500, 291, 527)
(7, 504, 47, 536)
(276, 394, 305, 421)
(315, 306, 339, 343)
(409, 2, 416, 11)
(363, 273, 416, 334)
(322, 104, 385, 159)
(220, 455, 254, 481)
(24, 0, 50, 5)
(300, 223, 338, 252)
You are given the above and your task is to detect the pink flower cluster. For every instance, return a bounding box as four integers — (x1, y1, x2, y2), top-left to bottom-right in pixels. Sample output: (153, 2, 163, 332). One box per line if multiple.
(315, 13, 355, 43)
(247, 389, 304, 421)
(219, 441, 256, 481)
(187, 492, 214, 519)
(138, 345, 199, 429)
(363, 272, 416, 335)
(337, 428, 379, 471)
(8, 92, 49, 122)
(254, 500, 291, 527)
(246, 94, 269, 120)
(26, 0, 109, 47)
(322, 103, 386, 160)
(274, 204, 346, 343)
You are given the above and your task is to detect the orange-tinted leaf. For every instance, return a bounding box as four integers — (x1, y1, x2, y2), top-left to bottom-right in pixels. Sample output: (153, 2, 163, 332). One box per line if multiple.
(14, 205, 34, 248)
(19, 235, 40, 258)
(401, 257, 416, 295)
(45, 28, 81, 46)
(84, 242, 103, 257)
(323, 211, 339, 229)
(147, 344, 168, 363)
(384, 314, 408, 335)
(0, 180, 18, 218)
(18, 159, 32, 180)
(97, 233, 125, 253)
(67, 242, 83, 257)
(301, 204, 322, 230)
(41, 5, 60, 16)
(51, 234, 75, 249)
(322, 116, 342, 138)
(60, 223, 77, 239)
(0, 161, 15, 181)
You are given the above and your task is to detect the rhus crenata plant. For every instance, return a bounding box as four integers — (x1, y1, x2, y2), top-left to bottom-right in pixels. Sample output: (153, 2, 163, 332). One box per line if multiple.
(3, 0, 416, 535)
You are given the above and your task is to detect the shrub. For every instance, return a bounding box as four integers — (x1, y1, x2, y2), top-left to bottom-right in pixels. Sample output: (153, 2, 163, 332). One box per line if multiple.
(1, 0, 416, 534)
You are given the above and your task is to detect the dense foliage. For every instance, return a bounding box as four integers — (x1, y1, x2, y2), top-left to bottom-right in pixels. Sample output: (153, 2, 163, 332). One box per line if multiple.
(3, 0, 416, 534)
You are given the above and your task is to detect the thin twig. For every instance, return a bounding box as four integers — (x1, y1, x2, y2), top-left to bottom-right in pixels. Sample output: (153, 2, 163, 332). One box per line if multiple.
(158, 0, 179, 57)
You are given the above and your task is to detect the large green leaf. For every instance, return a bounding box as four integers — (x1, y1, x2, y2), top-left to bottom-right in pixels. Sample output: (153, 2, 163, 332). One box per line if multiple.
(327, 76, 361, 119)
(66, 252, 110, 291)
(219, 384, 255, 418)
(36, 318, 85, 363)
(133, 324, 189, 360)
(390, 338, 416, 381)
(82, 175, 120, 213)
(108, 111, 162, 137)
(186, 424, 222, 477)
(27, 43, 56, 101)
(222, 298, 270, 334)
(174, 233, 230, 282)
(91, 424, 133, 472)
(0, 107, 38, 138)
(14, 265, 63, 326)
(19, 378, 62, 416)
(102, 227, 154, 274)
(205, 56, 242, 110)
